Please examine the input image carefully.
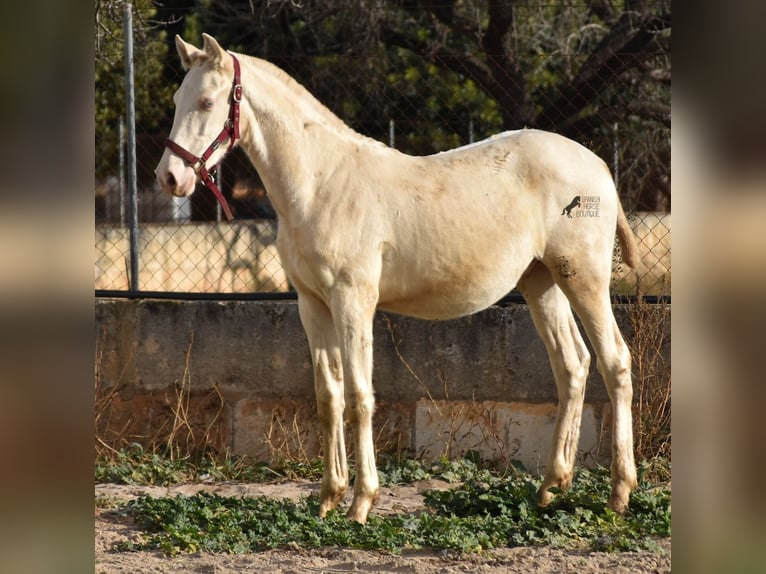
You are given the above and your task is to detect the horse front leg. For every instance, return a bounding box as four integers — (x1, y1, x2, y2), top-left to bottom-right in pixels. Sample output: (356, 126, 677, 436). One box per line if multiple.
(330, 284, 379, 524)
(297, 295, 348, 517)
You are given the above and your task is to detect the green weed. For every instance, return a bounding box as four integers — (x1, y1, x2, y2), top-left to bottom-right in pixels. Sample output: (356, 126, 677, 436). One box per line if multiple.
(95, 444, 323, 486)
(377, 454, 498, 486)
(95, 444, 194, 485)
(115, 462, 670, 556)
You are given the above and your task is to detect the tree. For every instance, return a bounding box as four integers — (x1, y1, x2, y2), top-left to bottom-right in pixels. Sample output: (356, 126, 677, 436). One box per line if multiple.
(379, 0, 671, 209)
(100, 1, 669, 211)
(95, 0, 176, 181)
(188, 0, 670, 210)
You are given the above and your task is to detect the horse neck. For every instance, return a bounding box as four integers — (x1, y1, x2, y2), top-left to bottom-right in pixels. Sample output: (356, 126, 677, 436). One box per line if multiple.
(235, 56, 367, 221)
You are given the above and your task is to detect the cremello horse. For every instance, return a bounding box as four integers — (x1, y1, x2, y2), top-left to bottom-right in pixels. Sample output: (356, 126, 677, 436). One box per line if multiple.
(156, 34, 640, 524)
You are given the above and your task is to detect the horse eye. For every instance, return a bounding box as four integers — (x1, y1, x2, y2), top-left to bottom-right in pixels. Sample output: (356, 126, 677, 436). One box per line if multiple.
(200, 98, 215, 111)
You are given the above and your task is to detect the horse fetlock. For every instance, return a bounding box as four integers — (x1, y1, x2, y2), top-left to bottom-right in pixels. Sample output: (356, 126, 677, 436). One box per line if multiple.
(611, 457, 638, 489)
(549, 459, 574, 486)
(537, 468, 573, 507)
(607, 483, 632, 514)
(537, 487, 555, 508)
(607, 468, 637, 514)
(318, 484, 346, 518)
(346, 490, 378, 524)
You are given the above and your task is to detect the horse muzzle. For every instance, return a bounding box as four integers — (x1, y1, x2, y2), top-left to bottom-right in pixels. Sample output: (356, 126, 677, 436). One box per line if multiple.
(155, 155, 197, 198)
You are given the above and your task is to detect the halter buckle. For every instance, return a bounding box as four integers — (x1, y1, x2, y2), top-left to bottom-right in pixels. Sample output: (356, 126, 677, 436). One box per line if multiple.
(232, 84, 242, 103)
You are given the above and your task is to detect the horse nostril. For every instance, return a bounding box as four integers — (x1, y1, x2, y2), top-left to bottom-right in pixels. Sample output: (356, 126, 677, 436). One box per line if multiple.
(166, 172, 177, 189)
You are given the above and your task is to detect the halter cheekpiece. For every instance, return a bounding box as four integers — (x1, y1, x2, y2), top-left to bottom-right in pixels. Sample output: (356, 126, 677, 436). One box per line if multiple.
(164, 53, 242, 220)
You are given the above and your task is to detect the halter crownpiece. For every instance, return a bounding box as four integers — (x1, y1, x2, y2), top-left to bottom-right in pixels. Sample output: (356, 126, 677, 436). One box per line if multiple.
(164, 54, 243, 220)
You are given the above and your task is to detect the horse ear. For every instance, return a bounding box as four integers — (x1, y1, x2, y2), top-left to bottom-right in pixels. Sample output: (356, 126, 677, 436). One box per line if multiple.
(175, 35, 203, 70)
(201, 33, 227, 66)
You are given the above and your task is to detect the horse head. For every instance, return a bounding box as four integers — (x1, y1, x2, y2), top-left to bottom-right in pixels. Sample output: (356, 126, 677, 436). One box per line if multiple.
(155, 34, 239, 202)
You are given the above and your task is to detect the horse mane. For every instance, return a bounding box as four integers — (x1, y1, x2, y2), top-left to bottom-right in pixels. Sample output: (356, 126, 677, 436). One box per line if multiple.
(239, 54, 380, 146)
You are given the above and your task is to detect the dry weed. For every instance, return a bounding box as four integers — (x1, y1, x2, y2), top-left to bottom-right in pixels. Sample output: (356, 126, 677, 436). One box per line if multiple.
(95, 329, 227, 463)
(627, 297, 672, 463)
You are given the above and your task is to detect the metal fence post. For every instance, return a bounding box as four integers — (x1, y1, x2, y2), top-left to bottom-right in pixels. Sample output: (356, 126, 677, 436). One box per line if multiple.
(124, 3, 140, 291)
(119, 117, 126, 227)
(612, 122, 619, 189)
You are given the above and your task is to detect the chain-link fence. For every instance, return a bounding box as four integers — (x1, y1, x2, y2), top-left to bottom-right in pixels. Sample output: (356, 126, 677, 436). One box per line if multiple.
(95, 4, 670, 297)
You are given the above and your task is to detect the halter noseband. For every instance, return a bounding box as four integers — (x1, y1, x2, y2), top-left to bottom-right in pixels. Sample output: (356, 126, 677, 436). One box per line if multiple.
(164, 54, 242, 220)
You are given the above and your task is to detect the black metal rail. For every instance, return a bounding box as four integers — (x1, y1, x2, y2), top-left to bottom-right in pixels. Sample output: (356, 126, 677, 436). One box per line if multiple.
(95, 290, 669, 305)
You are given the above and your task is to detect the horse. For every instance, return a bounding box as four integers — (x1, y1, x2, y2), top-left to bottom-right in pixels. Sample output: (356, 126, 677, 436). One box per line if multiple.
(156, 34, 641, 524)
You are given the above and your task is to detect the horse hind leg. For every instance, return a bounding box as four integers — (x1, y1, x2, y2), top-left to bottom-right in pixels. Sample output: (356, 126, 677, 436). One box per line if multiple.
(297, 295, 348, 517)
(550, 259, 638, 513)
(518, 261, 591, 506)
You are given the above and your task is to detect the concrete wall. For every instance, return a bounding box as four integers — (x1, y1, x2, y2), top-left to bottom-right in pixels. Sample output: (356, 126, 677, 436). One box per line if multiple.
(95, 298, 668, 472)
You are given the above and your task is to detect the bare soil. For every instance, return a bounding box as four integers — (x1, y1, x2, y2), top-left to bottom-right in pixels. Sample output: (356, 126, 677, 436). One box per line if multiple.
(95, 480, 670, 573)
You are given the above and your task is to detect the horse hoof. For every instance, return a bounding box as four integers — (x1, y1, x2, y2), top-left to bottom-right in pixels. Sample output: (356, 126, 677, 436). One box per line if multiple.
(537, 488, 555, 507)
(608, 489, 631, 515)
(318, 489, 346, 518)
(346, 496, 375, 524)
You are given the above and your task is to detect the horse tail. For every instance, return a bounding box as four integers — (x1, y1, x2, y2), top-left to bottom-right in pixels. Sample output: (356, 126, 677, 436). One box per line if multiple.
(615, 200, 640, 269)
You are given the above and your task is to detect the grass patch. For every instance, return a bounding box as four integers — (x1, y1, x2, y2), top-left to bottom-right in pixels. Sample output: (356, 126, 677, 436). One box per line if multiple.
(377, 453, 498, 486)
(111, 459, 669, 556)
(95, 444, 324, 486)
(96, 446, 499, 487)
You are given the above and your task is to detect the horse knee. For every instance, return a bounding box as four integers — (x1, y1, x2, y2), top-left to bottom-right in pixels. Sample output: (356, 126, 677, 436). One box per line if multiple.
(316, 385, 344, 425)
(345, 391, 375, 424)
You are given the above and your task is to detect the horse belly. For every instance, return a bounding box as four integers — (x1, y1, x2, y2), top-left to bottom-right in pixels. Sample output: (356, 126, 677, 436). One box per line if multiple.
(378, 291, 501, 320)
(377, 259, 526, 320)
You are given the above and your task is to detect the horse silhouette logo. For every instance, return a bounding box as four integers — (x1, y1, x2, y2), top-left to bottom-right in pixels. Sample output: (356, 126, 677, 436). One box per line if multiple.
(562, 196, 581, 218)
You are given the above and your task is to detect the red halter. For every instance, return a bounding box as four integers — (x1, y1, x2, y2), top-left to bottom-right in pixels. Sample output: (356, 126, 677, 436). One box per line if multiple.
(164, 54, 242, 220)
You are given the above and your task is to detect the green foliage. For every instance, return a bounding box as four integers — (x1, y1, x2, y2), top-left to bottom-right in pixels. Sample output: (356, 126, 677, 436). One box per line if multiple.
(95, 444, 194, 486)
(95, 0, 175, 179)
(255, 458, 325, 482)
(95, 444, 323, 486)
(377, 454, 496, 486)
(116, 462, 670, 556)
(424, 466, 670, 552)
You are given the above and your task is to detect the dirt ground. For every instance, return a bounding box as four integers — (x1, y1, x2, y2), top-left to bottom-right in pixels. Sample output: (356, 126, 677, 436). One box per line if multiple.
(95, 480, 670, 573)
